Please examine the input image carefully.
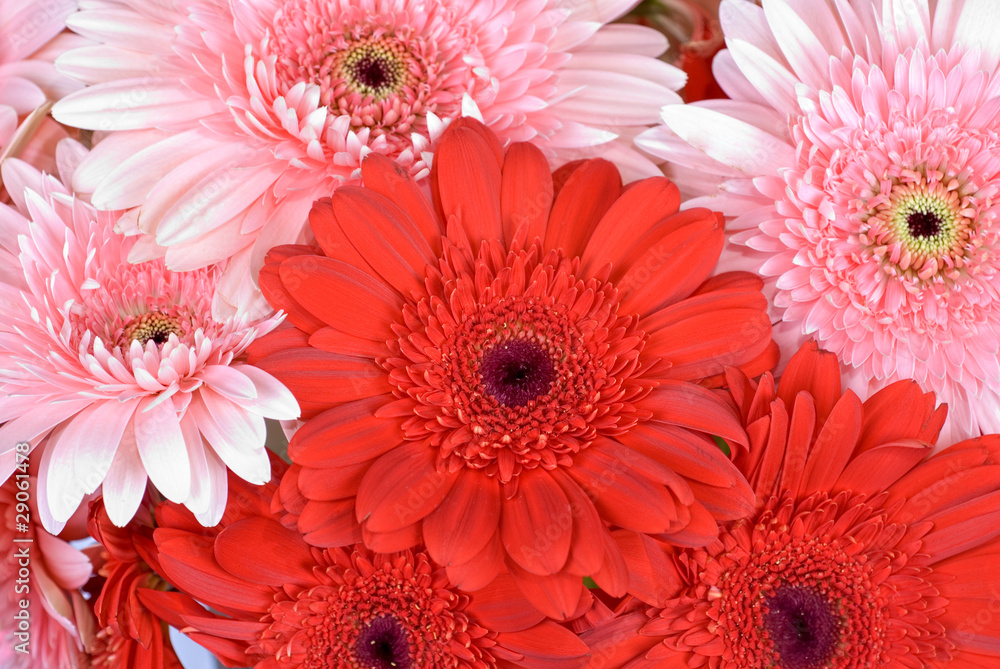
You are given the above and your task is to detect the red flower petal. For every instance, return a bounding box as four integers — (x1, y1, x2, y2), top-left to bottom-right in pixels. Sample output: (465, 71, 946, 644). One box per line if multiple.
(549, 468, 606, 576)
(544, 158, 621, 258)
(500, 141, 553, 244)
(645, 381, 749, 447)
(278, 255, 403, 340)
(463, 573, 546, 633)
(832, 440, 930, 497)
(249, 347, 389, 418)
(307, 323, 388, 359)
(612, 529, 682, 606)
(155, 531, 274, 612)
(308, 197, 380, 277)
(298, 498, 362, 547)
(857, 380, 937, 454)
(799, 390, 863, 493)
(423, 468, 501, 567)
(213, 517, 315, 586)
(567, 443, 685, 534)
(617, 421, 741, 488)
(775, 340, 842, 427)
(501, 468, 573, 575)
(495, 621, 589, 667)
(580, 176, 681, 278)
(355, 440, 458, 533)
(507, 562, 584, 621)
(287, 396, 401, 468)
(433, 125, 503, 249)
(361, 153, 443, 254)
(446, 530, 506, 591)
(618, 211, 724, 317)
(258, 245, 327, 333)
(330, 186, 436, 297)
(776, 392, 817, 496)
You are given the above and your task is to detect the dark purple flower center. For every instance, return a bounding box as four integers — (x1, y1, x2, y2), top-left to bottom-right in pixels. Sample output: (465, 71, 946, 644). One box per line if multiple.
(353, 616, 411, 669)
(906, 210, 941, 238)
(763, 585, 839, 668)
(479, 338, 556, 407)
(351, 54, 393, 90)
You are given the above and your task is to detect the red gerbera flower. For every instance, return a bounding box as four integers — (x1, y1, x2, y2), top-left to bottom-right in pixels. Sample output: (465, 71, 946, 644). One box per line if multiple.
(140, 469, 590, 668)
(582, 341, 1000, 668)
(247, 117, 777, 618)
(84, 499, 181, 669)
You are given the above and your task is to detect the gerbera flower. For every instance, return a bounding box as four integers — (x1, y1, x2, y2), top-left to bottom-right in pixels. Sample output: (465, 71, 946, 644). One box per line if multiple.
(51, 0, 685, 316)
(582, 341, 1000, 668)
(637, 0, 1000, 443)
(138, 466, 589, 669)
(0, 474, 94, 669)
(83, 497, 181, 669)
(248, 117, 776, 618)
(0, 149, 300, 531)
(0, 0, 84, 194)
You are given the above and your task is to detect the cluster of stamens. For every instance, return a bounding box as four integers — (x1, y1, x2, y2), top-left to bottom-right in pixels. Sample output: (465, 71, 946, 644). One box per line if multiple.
(384, 240, 650, 486)
(860, 173, 976, 283)
(119, 312, 185, 346)
(323, 38, 415, 102)
(254, 548, 493, 668)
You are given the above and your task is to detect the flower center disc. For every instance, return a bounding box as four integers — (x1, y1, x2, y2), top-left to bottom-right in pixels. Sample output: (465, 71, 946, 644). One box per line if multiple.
(763, 585, 839, 669)
(479, 338, 556, 407)
(121, 311, 183, 346)
(385, 242, 650, 485)
(333, 39, 413, 101)
(862, 174, 974, 283)
(353, 615, 412, 669)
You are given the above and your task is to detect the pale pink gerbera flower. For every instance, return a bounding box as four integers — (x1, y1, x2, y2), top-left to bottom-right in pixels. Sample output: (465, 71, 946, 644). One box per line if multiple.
(638, 0, 1000, 444)
(0, 0, 85, 175)
(0, 147, 299, 531)
(51, 0, 684, 316)
(1, 475, 94, 669)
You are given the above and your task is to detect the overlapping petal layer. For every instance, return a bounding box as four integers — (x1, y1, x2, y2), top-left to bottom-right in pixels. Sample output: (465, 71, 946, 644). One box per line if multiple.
(249, 118, 777, 617)
(582, 341, 1000, 668)
(0, 150, 299, 530)
(141, 466, 589, 668)
(637, 0, 1000, 444)
(52, 0, 685, 315)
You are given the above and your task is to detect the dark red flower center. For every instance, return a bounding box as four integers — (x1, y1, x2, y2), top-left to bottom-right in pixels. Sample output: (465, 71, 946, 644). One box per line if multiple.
(254, 548, 499, 668)
(385, 241, 650, 484)
(906, 210, 942, 238)
(349, 51, 396, 92)
(479, 338, 556, 407)
(763, 585, 839, 668)
(353, 615, 412, 669)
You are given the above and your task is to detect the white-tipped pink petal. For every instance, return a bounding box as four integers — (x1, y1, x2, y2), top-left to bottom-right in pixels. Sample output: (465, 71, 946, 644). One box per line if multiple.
(0, 153, 298, 528)
(51, 0, 682, 313)
(102, 424, 148, 527)
(41, 399, 137, 526)
(134, 396, 191, 503)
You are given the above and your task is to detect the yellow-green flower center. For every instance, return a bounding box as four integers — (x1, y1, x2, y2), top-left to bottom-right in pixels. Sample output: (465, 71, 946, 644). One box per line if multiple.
(861, 175, 973, 283)
(329, 38, 414, 101)
(121, 312, 183, 346)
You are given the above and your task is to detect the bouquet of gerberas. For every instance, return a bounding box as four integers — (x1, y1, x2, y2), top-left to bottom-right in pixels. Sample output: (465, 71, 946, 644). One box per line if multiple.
(3, 0, 1000, 667)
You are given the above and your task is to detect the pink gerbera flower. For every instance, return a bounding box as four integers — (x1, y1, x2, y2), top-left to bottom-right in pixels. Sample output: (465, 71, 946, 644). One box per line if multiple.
(1, 474, 94, 669)
(0, 0, 85, 181)
(638, 0, 1000, 443)
(0, 149, 299, 531)
(51, 0, 685, 315)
